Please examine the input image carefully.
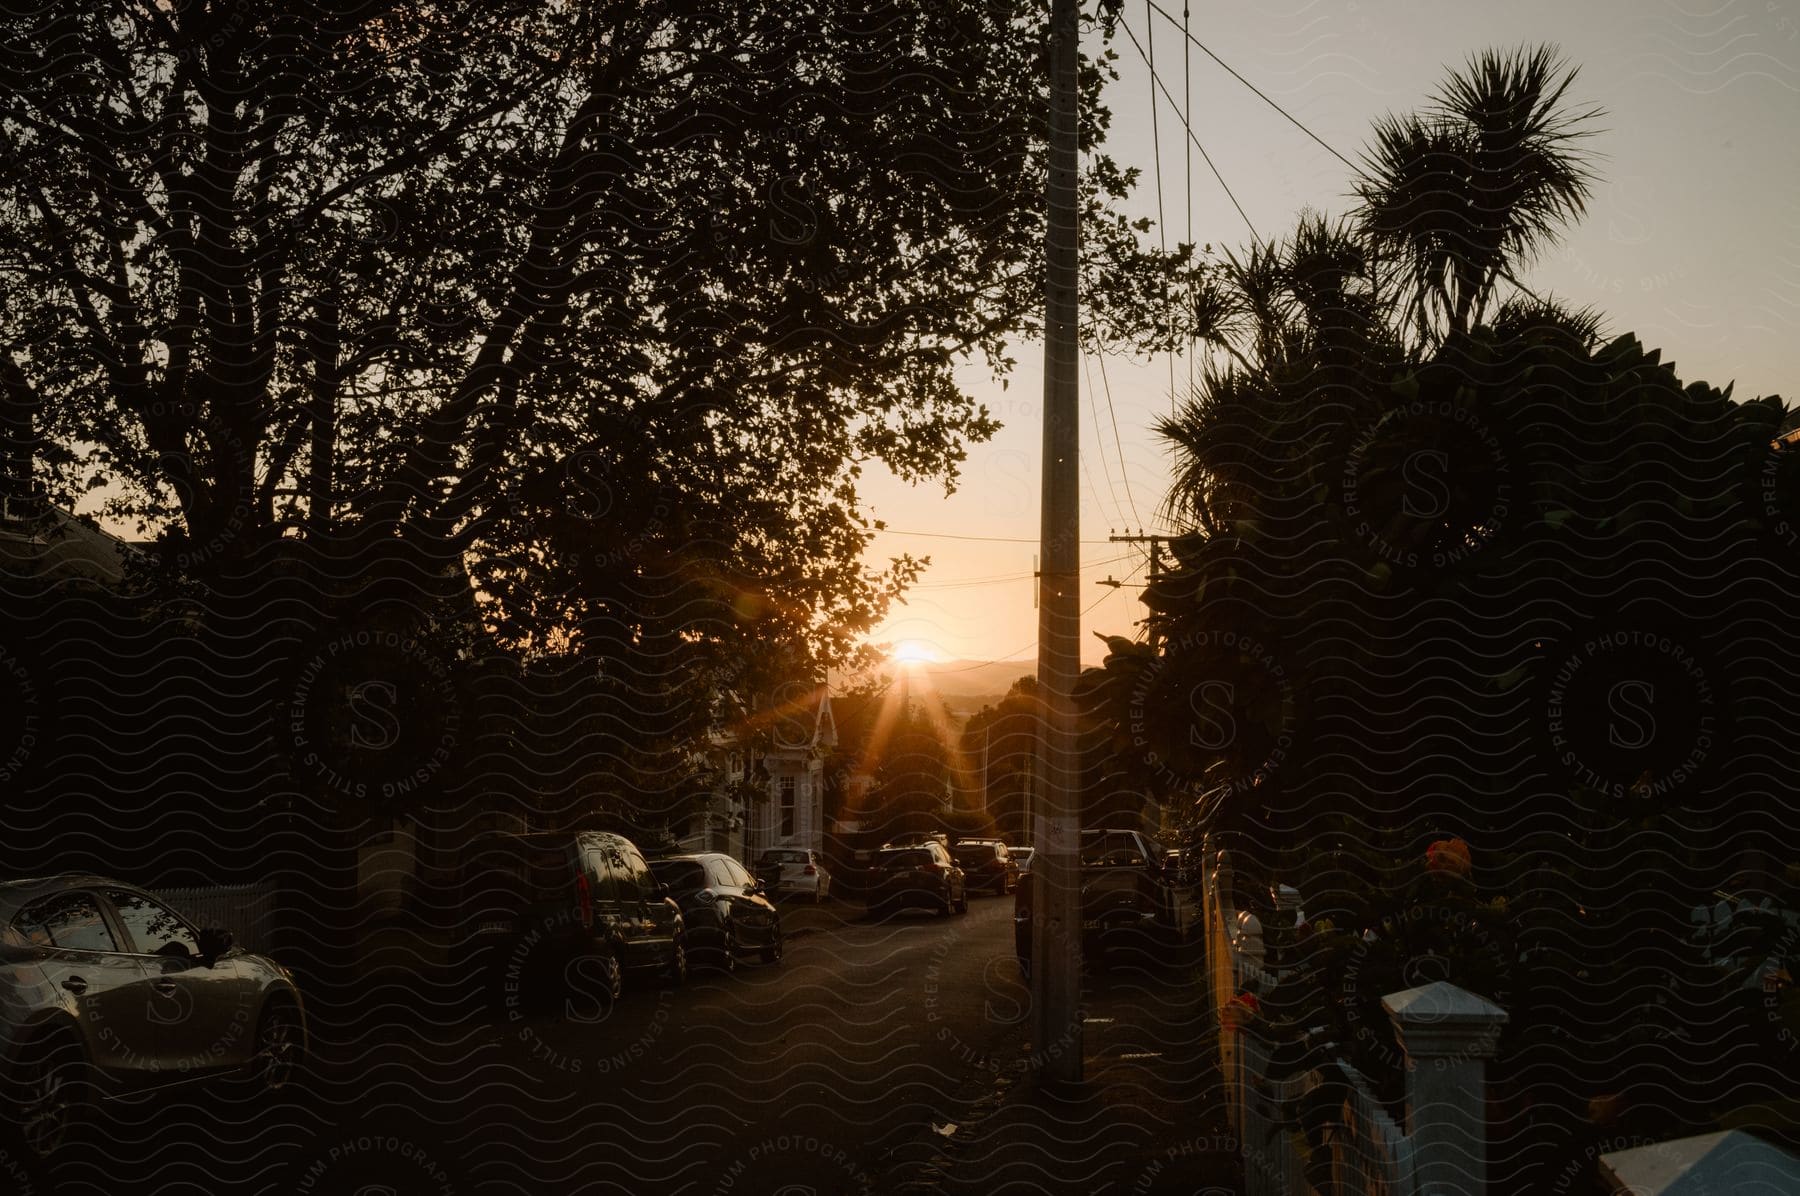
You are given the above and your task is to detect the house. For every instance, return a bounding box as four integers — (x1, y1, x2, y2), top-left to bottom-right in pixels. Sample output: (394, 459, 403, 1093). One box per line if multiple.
(679, 732, 753, 858)
(679, 685, 837, 865)
(748, 685, 836, 861)
(0, 493, 137, 585)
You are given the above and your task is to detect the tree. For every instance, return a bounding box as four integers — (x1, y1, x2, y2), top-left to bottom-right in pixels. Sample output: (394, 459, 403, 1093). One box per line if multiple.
(0, 0, 1190, 694)
(1082, 46, 1799, 1192)
(961, 675, 1040, 838)
(1354, 45, 1600, 343)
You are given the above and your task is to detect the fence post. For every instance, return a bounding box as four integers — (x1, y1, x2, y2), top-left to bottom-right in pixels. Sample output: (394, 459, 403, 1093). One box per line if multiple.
(1383, 981, 1507, 1196)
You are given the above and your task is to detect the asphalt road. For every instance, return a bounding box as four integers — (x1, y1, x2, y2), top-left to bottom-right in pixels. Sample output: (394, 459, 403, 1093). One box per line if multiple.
(25, 892, 1035, 1195)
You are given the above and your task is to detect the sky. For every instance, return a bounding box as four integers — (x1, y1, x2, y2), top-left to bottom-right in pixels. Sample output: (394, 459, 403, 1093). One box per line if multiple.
(861, 0, 1800, 667)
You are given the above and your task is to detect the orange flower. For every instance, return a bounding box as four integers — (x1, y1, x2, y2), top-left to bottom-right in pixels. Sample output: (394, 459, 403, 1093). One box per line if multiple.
(1427, 838, 1472, 878)
(1220, 991, 1261, 1031)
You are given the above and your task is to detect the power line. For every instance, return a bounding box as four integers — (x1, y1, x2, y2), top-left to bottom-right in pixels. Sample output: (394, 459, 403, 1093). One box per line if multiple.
(1144, 0, 1358, 173)
(872, 528, 1115, 545)
(1117, 16, 1260, 246)
(1080, 348, 1129, 530)
(910, 552, 1138, 589)
(1181, 1, 1195, 411)
(1144, 0, 1179, 419)
(1091, 347, 1143, 527)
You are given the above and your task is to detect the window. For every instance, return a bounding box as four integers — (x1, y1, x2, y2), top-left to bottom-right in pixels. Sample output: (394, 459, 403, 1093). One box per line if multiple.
(35, 892, 117, 953)
(620, 844, 654, 900)
(108, 890, 199, 958)
(590, 849, 620, 903)
(724, 859, 754, 888)
(649, 860, 708, 894)
(779, 776, 796, 837)
(10, 910, 51, 948)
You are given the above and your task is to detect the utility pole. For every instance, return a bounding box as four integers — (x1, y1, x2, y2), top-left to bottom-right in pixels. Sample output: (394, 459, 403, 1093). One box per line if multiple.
(1034, 0, 1083, 1086)
(1108, 531, 1168, 581)
(1110, 531, 1169, 647)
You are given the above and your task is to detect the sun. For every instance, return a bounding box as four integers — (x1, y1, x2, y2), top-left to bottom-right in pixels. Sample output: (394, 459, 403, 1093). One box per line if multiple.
(892, 640, 941, 667)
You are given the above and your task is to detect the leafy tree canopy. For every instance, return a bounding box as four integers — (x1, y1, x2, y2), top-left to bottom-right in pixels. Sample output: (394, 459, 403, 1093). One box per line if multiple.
(0, 0, 1192, 703)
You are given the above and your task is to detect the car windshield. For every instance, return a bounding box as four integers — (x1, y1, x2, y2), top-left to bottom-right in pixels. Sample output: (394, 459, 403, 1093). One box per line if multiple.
(649, 860, 709, 893)
(952, 846, 991, 863)
(876, 849, 930, 868)
(761, 850, 807, 864)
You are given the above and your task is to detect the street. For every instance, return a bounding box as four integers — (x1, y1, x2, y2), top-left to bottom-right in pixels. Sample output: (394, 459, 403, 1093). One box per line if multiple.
(22, 894, 1237, 1195)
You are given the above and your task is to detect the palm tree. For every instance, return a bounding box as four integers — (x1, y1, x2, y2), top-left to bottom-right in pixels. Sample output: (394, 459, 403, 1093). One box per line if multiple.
(1354, 45, 1602, 343)
(1161, 213, 1399, 537)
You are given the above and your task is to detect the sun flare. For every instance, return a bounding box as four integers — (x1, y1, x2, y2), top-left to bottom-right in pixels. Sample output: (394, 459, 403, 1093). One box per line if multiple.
(891, 640, 941, 667)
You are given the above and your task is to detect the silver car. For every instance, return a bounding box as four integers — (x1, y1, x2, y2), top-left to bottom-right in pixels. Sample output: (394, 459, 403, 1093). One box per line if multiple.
(0, 875, 307, 1159)
(755, 848, 832, 903)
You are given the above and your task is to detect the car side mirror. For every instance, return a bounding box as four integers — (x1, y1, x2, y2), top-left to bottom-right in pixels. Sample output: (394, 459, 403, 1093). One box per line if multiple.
(197, 927, 233, 966)
(656, 882, 672, 899)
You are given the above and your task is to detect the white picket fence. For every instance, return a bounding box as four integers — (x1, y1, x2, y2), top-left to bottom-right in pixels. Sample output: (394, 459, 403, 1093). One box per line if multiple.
(1202, 841, 1505, 1196)
(155, 881, 280, 955)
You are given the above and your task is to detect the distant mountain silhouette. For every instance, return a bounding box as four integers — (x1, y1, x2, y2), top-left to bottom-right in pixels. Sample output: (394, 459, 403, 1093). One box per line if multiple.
(910, 659, 1036, 715)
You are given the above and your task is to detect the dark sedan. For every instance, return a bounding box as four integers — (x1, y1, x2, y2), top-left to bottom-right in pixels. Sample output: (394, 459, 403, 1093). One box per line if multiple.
(951, 839, 1019, 896)
(867, 843, 968, 917)
(648, 854, 783, 972)
(0, 875, 306, 1161)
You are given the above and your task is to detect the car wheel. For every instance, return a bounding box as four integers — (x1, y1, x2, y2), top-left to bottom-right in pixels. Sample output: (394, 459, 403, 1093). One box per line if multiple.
(719, 926, 738, 975)
(250, 999, 304, 1093)
(760, 927, 783, 965)
(938, 890, 952, 917)
(600, 949, 625, 1003)
(15, 1032, 88, 1159)
(665, 933, 687, 987)
(956, 890, 969, 914)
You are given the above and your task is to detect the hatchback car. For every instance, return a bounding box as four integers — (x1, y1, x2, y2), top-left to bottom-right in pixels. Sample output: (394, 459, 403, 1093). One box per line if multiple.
(951, 839, 1019, 896)
(458, 830, 686, 1005)
(0, 875, 307, 1160)
(867, 843, 967, 917)
(648, 854, 783, 973)
(755, 848, 832, 902)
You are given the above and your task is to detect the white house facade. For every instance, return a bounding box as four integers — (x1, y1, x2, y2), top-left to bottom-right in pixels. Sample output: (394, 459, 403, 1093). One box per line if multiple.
(679, 685, 836, 866)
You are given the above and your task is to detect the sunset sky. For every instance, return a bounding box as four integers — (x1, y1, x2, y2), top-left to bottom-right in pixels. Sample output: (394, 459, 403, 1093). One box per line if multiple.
(861, 0, 1800, 666)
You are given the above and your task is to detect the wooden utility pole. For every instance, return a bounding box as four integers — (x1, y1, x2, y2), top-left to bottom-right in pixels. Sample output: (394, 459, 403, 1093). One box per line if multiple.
(1034, 0, 1083, 1085)
(1108, 531, 1168, 581)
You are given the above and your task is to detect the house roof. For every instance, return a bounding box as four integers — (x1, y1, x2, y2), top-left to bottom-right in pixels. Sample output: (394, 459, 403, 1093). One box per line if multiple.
(0, 504, 136, 584)
(708, 684, 837, 756)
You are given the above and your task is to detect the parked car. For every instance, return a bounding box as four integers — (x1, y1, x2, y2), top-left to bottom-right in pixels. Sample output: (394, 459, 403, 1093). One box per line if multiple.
(1010, 846, 1035, 876)
(457, 830, 686, 1005)
(0, 875, 307, 1160)
(755, 848, 832, 903)
(648, 854, 783, 973)
(882, 831, 950, 850)
(1014, 829, 1179, 977)
(951, 839, 1019, 896)
(867, 843, 967, 917)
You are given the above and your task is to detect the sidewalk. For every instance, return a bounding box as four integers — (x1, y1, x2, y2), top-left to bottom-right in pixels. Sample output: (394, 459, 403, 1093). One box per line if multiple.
(878, 965, 1244, 1195)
